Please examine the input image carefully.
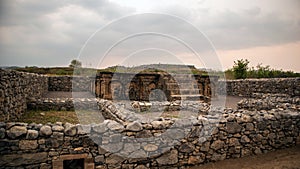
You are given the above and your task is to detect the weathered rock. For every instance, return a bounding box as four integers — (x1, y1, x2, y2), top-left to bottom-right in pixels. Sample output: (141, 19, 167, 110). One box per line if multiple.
(129, 149, 147, 159)
(136, 130, 152, 138)
(241, 148, 251, 157)
(188, 154, 205, 165)
(123, 143, 141, 154)
(93, 123, 107, 134)
(40, 163, 52, 169)
(151, 121, 165, 129)
(39, 125, 52, 136)
(109, 134, 122, 143)
(77, 125, 91, 134)
(7, 126, 27, 139)
(0, 128, 5, 139)
(210, 140, 224, 150)
(179, 142, 195, 153)
(126, 121, 143, 131)
(135, 165, 148, 169)
(52, 125, 64, 132)
(200, 141, 210, 152)
(106, 154, 125, 164)
(102, 142, 123, 153)
(226, 122, 242, 134)
(228, 138, 240, 147)
(26, 130, 39, 139)
(245, 123, 254, 131)
(157, 149, 178, 165)
(107, 120, 124, 131)
(40, 163, 51, 169)
(211, 152, 226, 162)
(95, 155, 105, 163)
(0, 152, 47, 166)
(19, 140, 38, 150)
(64, 123, 77, 136)
(241, 135, 250, 143)
(143, 144, 158, 152)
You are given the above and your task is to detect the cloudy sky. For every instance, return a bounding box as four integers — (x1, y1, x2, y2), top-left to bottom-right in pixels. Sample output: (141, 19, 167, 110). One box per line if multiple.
(0, 0, 299, 71)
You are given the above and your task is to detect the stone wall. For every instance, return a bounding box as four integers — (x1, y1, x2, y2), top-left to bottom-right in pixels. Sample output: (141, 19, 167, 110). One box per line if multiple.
(0, 69, 48, 121)
(237, 93, 300, 111)
(219, 78, 300, 97)
(0, 104, 299, 168)
(48, 76, 93, 92)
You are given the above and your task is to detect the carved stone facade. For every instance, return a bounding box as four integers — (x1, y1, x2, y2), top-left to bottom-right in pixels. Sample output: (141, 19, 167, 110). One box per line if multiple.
(95, 72, 218, 101)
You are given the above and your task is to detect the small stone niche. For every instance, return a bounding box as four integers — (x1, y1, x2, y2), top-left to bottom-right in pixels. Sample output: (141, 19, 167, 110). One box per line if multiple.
(53, 154, 94, 169)
(63, 158, 84, 169)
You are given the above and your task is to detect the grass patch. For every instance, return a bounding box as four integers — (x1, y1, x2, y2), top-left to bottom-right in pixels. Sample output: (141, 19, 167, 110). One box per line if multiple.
(21, 111, 79, 124)
(19, 110, 104, 124)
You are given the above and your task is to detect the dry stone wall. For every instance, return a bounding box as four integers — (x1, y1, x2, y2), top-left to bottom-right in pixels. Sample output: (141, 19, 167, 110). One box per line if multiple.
(0, 69, 48, 121)
(48, 76, 93, 92)
(0, 107, 299, 168)
(237, 93, 300, 111)
(219, 78, 300, 97)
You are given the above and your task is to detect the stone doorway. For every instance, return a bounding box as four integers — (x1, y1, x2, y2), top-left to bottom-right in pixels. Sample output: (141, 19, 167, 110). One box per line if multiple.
(52, 154, 94, 169)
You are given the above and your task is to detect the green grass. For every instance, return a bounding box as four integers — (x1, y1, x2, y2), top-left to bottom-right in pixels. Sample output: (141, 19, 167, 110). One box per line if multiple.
(20, 110, 79, 124)
(18, 110, 104, 124)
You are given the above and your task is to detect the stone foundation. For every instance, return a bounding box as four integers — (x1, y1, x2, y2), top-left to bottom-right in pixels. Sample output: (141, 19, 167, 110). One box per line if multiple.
(0, 106, 299, 168)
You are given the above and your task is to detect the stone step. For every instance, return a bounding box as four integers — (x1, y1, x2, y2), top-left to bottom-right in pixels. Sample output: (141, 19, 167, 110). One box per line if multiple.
(166, 83, 199, 90)
(166, 78, 199, 83)
(170, 89, 200, 95)
(169, 74, 195, 78)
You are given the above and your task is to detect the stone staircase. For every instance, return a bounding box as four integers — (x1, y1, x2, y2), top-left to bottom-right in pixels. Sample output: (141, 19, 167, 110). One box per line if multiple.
(164, 74, 208, 101)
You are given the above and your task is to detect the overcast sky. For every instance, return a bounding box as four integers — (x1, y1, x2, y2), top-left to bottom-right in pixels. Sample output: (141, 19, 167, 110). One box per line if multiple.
(0, 0, 299, 71)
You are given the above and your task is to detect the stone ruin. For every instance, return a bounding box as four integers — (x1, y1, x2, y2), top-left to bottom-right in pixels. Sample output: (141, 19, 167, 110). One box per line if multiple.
(0, 68, 300, 169)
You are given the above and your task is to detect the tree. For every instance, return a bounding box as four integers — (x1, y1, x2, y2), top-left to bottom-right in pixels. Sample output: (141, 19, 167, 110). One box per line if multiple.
(233, 59, 249, 79)
(69, 59, 82, 68)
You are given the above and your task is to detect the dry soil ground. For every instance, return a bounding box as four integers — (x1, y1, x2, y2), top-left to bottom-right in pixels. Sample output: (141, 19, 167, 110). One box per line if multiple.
(190, 145, 300, 169)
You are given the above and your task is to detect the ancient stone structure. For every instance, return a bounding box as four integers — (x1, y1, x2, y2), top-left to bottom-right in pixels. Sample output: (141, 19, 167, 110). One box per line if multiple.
(1, 68, 300, 168)
(95, 72, 218, 101)
(0, 69, 218, 121)
(0, 69, 48, 121)
(0, 106, 299, 168)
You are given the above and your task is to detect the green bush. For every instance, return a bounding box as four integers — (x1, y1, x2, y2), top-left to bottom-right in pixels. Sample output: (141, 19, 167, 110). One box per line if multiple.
(228, 60, 300, 79)
(233, 59, 249, 79)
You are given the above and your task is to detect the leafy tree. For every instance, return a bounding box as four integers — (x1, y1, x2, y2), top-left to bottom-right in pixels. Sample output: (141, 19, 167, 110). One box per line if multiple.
(69, 59, 82, 68)
(233, 59, 249, 79)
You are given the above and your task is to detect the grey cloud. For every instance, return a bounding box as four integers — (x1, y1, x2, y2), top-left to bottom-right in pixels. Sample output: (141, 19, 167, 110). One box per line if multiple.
(0, 0, 134, 66)
(161, 5, 300, 50)
(205, 9, 300, 49)
(0, 0, 299, 68)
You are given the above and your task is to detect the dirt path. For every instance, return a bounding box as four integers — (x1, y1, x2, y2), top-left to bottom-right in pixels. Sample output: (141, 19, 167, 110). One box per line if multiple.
(190, 145, 300, 169)
(43, 91, 94, 98)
